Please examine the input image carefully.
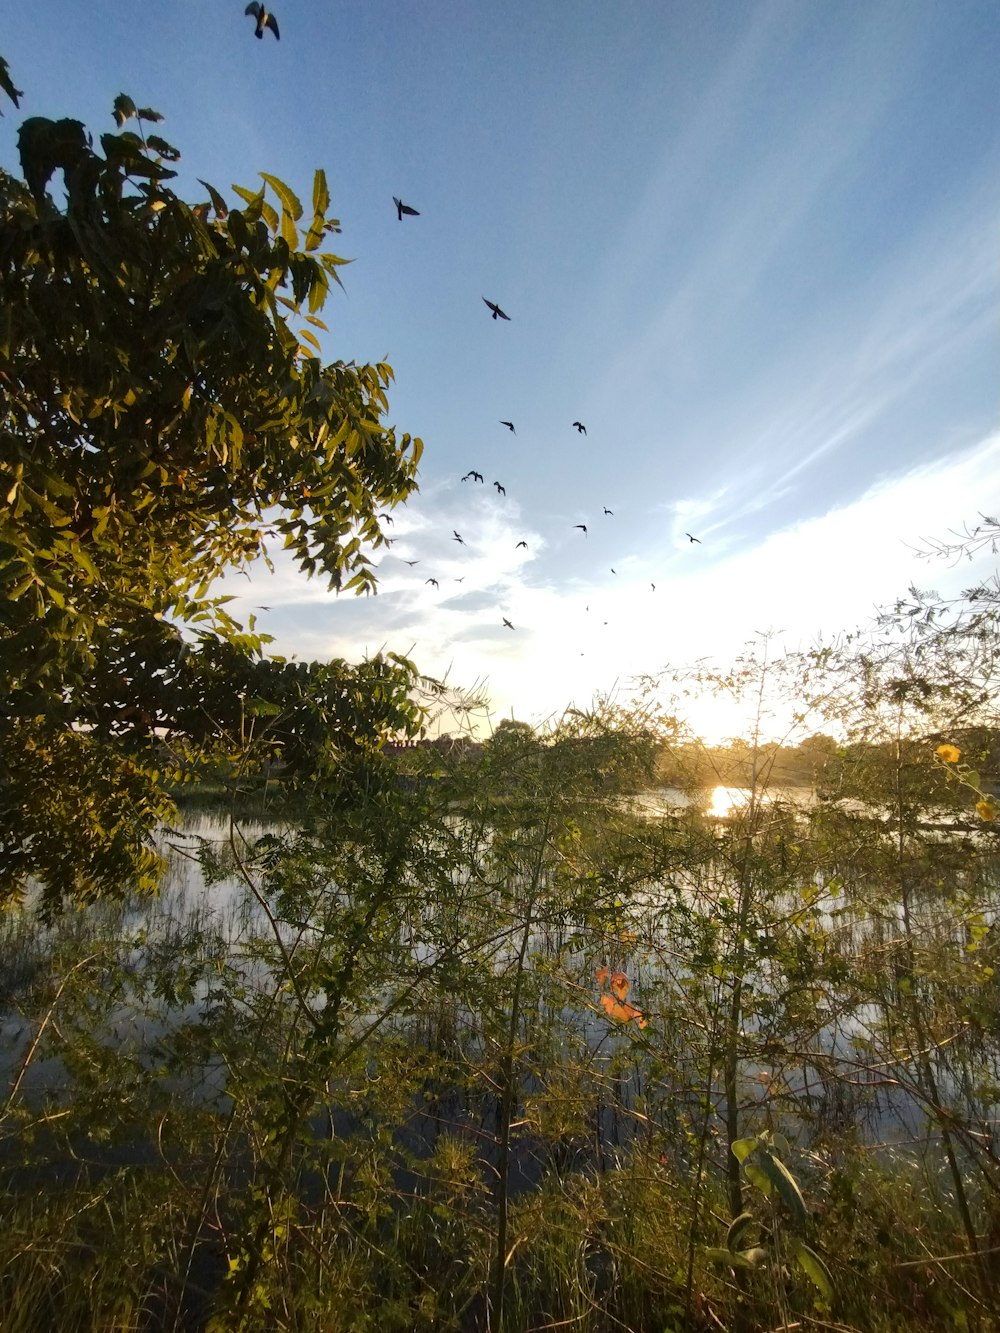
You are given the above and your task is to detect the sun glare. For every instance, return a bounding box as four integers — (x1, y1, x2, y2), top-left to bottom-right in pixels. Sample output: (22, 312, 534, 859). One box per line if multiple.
(705, 785, 775, 818)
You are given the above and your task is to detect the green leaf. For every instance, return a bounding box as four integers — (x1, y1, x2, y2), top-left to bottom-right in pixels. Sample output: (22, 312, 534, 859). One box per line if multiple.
(768, 1131, 791, 1159)
(791, 1239, 834, 1300)
(312, 168, 330, 218)
(0, 55, 23, 112)
(744, 1161, 773, 1198)
(112, 93, 137, 127)
(755, 1149, 808, 1228)
(702, 1246, 760, 1272)
(260, 172, 302, 221)
(198, 179, 229, 220)
(731, 1137, 759, 1164)
(145, 134, 181, 162)
(726, 1211, 756, 1252)
(280, 208, 298, 249)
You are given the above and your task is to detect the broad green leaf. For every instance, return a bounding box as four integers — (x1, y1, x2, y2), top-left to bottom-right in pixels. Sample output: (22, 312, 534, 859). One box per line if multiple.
(146, 134, 181, 162)
(755, 1149, 808, 1228)
(198, 179, 229, 220)
(791, 1239, 834, 1300)
(260, 172, 302, 221)
(744, 1162, 773, 1198)
(113, 93, 136, 127)
(726, 1211, 756, 1252)
(769, 1131, 791, 1158)
(731, 1137, 759, 1164)
(702, 1247, 759, 1272)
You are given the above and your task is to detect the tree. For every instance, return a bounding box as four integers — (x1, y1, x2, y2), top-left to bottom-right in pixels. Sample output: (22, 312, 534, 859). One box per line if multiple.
(0, 82, 426, 910)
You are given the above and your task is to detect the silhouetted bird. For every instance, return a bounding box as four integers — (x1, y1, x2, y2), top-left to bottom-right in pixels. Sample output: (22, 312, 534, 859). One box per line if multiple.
(382, 515, 394, 524)
(393, 196, 419, 220)
(494, 481, 506, 495)
(603, 507, 613, 515)
(502, 618, 515, 630)
(403, 559, 420, 567)
(483, 298, 510, 321)
(425, 578, 439, 588)
(500, 420, 515, 433)
(685, 532, 701, 544)
(651, 583, 656, 591)
(453, 530, 465, 544)
(611, 568, 617, 574)
(515, 541, 527, 549)
(245, 2, 279, 39)
(455, 577, 465, 583)
(574, 525, 587, 536)
(462, 470, 484, 483)
(572, 421, 587, 434)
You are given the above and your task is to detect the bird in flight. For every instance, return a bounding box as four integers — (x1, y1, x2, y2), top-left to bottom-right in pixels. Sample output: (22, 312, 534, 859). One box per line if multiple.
(245, 2, 279, 39)
(572, 421, 587, 434)
(454, 577, 465, 583)
(462, 470, 484, 483)
(515, 541, 527, 549)
(500, 420, 516, 433)
(393, 196, 419, 220)
(603, 507, 613, 516)
(425, 578, 439, 588)
(483, 298, 511, 321)
(494, 481, 506, 495)
(651, 583, 656, 592)
(403, 559, 420, 567)
(502, 618, 515, 630)
(574, 524, 588, 536)
(452, 530, 465, 545)
(685, 532, 702, 544)
(611, 568, 617, 574)
(382, 515, 394, 525)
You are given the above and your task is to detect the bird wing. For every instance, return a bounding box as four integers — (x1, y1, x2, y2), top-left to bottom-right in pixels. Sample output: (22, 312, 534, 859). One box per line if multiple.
(245, 2, 261, 15)
(264, 11, 279, 36)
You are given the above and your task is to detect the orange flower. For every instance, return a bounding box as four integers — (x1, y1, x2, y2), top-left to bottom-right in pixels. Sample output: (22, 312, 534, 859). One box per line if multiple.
(976, 799, 997, 822)
(936, 743, 961, 764)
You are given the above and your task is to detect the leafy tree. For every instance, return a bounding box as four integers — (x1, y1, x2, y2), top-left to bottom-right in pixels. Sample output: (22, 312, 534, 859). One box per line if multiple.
(0, 79, 425, 910)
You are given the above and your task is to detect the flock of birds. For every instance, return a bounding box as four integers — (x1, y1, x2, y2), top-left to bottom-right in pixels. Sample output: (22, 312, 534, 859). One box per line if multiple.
(241, 2, 704, 639)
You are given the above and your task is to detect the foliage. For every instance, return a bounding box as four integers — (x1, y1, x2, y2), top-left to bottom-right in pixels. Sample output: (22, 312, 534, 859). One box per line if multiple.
(0, 76, 425, 909)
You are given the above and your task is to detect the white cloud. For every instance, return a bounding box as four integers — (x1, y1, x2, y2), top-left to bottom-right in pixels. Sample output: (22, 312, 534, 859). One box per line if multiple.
(221, 431, 1000, 741)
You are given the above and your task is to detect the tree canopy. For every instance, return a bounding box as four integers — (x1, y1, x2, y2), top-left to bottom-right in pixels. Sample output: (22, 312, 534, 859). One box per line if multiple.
(0, 85, 426, 911)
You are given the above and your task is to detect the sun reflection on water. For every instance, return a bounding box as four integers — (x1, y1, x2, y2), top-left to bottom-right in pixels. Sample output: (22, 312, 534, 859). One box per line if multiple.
(706, 785, 773, 818)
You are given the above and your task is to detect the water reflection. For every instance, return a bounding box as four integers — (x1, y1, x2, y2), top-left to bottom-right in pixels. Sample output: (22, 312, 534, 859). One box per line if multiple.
(706, 785, 758, 818)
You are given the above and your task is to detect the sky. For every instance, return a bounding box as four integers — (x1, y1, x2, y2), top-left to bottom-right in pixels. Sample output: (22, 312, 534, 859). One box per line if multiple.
(3, 1, 999, 739)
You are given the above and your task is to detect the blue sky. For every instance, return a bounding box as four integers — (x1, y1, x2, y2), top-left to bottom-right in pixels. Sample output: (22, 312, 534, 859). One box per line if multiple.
(3, 2, 999, 736)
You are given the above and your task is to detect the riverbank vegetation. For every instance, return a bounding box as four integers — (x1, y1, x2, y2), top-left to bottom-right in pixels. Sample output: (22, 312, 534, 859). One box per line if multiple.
(2, 68, 1000, 1332)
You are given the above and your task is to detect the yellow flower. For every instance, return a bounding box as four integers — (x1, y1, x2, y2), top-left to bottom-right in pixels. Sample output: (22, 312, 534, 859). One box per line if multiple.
(975, 800, 996, 822)
(935, 744, 961, 764)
